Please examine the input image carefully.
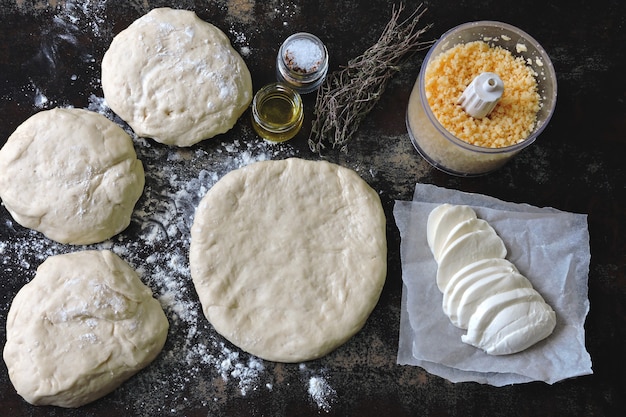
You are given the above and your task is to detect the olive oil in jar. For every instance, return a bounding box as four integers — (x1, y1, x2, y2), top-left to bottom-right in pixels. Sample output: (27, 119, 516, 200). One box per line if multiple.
(251, 83, 303, 143)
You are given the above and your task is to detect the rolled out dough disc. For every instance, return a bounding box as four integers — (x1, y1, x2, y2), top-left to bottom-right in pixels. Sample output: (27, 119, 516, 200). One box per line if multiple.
(0, 108, 144, 245)
(189, 158, 387, 362)
(2, 250, 169, 408)
(101, 7, 253, 146)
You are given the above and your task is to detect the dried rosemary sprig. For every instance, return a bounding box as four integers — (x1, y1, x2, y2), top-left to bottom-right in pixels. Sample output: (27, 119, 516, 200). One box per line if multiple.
(308, 3, 432, 154)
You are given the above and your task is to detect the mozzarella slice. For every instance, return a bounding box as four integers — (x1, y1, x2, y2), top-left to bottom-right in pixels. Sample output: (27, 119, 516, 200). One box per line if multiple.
(433, 218, 493, 262)
(463, 298, 556, 355)
(426, 204, 451, 251)
(436, 229, 507, 291)
(444, 267, 505, 325)
(455, 270, 532, 329)
(482, 300, 556, 355)
(443, 263, 519, 326)
(461, 287, 546, 353)
(442, 260, 518, 319)
(443, 258, 518, 298)
(427, 204, 476, 258)
(443, 258, 517, 294)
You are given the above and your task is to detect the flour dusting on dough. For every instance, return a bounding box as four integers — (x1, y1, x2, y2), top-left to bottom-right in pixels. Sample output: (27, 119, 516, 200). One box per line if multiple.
(1, 93, 301, 413)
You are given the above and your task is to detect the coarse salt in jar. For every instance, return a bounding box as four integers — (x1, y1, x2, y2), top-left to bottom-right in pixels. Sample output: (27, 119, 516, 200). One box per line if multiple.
(406, 21, 557, 176)
(276, 32, 329, 94)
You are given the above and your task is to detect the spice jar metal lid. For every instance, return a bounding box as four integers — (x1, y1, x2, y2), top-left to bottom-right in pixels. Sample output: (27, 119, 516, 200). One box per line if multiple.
(276, 32, 329, 94)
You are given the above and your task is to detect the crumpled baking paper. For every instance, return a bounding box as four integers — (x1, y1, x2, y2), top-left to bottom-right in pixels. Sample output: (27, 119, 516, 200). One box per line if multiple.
(394, 183, 593, 386)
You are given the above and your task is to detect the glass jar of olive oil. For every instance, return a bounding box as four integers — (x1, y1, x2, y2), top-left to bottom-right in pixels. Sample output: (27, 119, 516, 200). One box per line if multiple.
(251, 83, 304, 143)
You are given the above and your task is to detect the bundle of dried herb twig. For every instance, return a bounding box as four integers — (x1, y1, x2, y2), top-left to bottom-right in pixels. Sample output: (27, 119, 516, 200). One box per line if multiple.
(308, 3, 432, 154)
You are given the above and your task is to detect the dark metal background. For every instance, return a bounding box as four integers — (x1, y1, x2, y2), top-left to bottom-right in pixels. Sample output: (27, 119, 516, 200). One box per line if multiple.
(1, 1, 625, 416)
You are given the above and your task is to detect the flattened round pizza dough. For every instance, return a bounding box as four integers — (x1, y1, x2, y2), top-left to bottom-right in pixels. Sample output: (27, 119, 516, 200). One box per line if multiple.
(3, 250, 169, 408)
(101, 7, 253, 146)
(189, 158, 387, 362)
(0, 108, 144, 245)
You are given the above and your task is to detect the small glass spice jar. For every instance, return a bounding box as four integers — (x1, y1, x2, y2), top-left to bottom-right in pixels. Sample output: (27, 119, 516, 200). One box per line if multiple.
(251, 83, 304, 143)
(276, 32, 329, 94)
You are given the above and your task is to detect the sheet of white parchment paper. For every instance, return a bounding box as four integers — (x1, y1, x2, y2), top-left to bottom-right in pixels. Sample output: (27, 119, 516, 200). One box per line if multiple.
(394, 183, 593, 385)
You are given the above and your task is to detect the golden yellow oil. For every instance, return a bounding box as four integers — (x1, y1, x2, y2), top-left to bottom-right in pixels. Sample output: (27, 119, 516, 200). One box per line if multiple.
(252, 84, 303, 143)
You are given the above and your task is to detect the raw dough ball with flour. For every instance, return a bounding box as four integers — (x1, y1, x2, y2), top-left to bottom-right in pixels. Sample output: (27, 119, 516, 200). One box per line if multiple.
(3, 250, 169, 408)
(101, 8, 253, 146)
(190, 158, 387, 362)
(0, 108, 144, 245)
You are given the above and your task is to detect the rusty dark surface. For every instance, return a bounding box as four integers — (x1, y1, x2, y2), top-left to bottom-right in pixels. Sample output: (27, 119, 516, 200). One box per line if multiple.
(1, 0, 625, 416)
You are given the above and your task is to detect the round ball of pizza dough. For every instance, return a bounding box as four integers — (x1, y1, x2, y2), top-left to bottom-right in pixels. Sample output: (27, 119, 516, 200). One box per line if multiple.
(101, 7, 253, 146)
(3, 250, 169, 408)
(0, 108, 144, 245)
(190, 158, 387, 362)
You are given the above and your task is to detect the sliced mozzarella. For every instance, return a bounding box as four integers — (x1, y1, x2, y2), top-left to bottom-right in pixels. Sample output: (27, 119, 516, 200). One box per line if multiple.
(426, 204, 556, 355)
(433, 218, 493, 262)
(444, 264, 517, 326)
(444, 267, 499, 320)
(484, 300, 556, 355)
(443, 258, 518, 295)
(461, 287, 543, 352)
(436, 229, 507, 291)
(455, 271, 532, 329)
(442, 260, 517, 319)
(427, 204, 476, 257)
(426, 204, 451, 251)
(465, 298, 556, 355)
(443, 258, 517, 297)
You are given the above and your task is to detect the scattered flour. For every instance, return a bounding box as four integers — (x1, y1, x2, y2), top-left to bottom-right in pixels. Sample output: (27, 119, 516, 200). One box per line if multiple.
(270, 0, 299, 26)
(299, 364, 337, 412)
(4, 1, 344, 411)
(188, 341, 266, 396)
(308, 376, 336, 412)
(33, 85, 49, 108)
(229, 27, 254, 58)
(1, 93, 342, 413)
(24, 1, 108, 109)
(57, 0, 108, 38)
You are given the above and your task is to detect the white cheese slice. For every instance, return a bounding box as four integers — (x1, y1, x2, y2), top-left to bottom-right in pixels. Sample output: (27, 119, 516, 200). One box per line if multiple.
(444, 267, 505, 325)
(426, 203, 451, 251)
(461, 287, 548, 354)
(443, 258, 518, 296)
(442, 260, 517, 318)
(434, 218, 493, 262)
(464, 298, 556, 355)
(455, 270, 532, 329)
(427, 204, 476, 258)
(436, 229, 507, 291)
(444, 264, 517, 325)
(487, 300, 556, 355)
